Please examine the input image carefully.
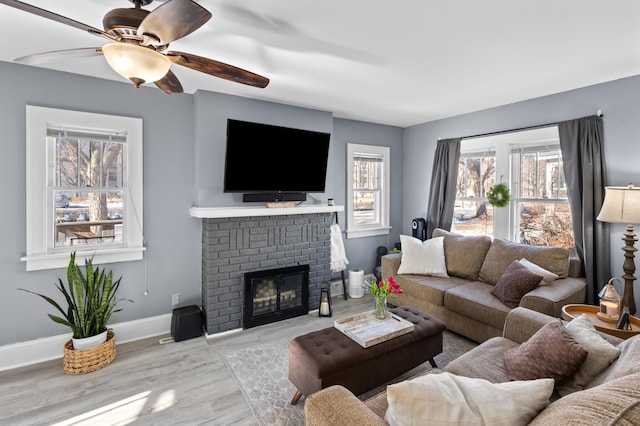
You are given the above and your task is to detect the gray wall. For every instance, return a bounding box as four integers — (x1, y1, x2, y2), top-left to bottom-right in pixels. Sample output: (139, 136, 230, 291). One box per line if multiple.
(0, 61, 403, 346)
(332, 119, 405, 274)
(7, 56, 634, 348)
(403, 74, 640, 308)
(0, 61, 201, 346)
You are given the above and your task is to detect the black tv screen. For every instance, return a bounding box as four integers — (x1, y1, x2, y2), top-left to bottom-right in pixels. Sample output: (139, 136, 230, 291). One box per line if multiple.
(223, 119, 331, 194)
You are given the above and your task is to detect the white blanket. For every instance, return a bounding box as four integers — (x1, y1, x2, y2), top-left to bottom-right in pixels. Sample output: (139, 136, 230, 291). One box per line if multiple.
(330, 223, 349, 272)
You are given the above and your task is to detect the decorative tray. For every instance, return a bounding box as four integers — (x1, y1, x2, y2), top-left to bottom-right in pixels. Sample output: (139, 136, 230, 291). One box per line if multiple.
(334, 310, 414, 348)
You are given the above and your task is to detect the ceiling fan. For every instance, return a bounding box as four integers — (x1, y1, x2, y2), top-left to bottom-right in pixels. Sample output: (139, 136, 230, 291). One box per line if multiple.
(0, 0, 270, 93)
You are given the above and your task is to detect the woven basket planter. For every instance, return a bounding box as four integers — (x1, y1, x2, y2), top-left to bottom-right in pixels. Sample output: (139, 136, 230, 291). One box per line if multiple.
(63, 330, 116, 375)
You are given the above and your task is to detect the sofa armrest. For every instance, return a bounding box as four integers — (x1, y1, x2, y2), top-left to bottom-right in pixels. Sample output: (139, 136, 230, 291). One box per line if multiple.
(304, 385, 386, 426)
(502, 307, 557, 344)
(381, 254, 402, 280)
(521, 277, 586, 317)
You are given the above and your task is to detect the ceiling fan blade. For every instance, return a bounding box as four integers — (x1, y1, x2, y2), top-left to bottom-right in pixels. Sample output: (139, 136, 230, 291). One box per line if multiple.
(0, 0, 114, 40)
(138, 0, 211, 46)
(154, 69, 184, 94)
(15, 47, 103, 65)
(166, 51, 269, 88)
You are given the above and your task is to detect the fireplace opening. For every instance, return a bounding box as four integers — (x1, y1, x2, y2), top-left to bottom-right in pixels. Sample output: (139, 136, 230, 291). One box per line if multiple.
(243, 264, 310, 329)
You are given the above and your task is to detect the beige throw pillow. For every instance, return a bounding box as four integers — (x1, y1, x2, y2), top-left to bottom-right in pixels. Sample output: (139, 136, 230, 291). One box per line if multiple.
(385, 372, 554, 426)
(504, 320, 588, 384)
(556, 314, 621, 396)
(518, 258, 559, 284)
(397, 235, 448, 277)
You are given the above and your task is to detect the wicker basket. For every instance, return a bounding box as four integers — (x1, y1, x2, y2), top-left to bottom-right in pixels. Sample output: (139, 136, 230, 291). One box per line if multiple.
(63, 330, 116, 375)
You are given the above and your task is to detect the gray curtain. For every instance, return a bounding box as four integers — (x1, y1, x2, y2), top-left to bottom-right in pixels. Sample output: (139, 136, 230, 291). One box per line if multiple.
(426, 138, 461, 238)
(558, 115, 610, 304)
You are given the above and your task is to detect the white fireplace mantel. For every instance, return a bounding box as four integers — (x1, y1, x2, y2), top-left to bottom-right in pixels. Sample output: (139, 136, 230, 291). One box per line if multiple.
(189, 204, 344, 219)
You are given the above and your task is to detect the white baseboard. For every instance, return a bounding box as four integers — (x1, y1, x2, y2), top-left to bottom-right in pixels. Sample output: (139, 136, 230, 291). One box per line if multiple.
(0, 314, 172, 372)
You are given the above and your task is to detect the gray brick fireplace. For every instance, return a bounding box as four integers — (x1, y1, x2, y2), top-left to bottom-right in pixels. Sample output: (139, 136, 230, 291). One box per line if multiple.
(199, 211, 335, 334)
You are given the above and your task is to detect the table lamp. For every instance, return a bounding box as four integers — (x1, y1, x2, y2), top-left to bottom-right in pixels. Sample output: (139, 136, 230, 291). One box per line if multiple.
(596, 184, 640, 315)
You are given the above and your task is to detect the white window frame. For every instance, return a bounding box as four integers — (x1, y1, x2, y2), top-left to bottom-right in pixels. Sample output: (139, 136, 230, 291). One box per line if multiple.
(457, 126, 563, 241)
(346, 143, 390, 239)
(22, 106, 145, 271)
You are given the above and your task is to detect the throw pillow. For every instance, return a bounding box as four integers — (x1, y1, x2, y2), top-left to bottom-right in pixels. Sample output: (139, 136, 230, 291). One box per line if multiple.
(529, 372, 640, 425)
(491, 260, 543, 308)
(397, 235, 448, 277)
(503, 320, 588, 384)
(478, 238, 569, 285)
(385, 372, 554, 426)
(518, 258, 559, 284)
(556, 314, 621, 396)
(432, 228, 492, 280)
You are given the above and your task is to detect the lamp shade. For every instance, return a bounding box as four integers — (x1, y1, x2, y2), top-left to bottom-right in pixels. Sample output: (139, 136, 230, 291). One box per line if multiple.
(596, 184, 640, 224)
(102, 43, 171, 88)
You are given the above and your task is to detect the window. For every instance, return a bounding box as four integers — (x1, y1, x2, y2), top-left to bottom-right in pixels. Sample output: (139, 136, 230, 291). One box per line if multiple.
(452, 126, 574, 248)
(454, 150, 496, 236)
(346, 143, 390, 238)
(23, 106, 144, 271)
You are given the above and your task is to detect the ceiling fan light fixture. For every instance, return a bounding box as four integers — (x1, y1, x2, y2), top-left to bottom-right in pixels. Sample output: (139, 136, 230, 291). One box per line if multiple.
(102, 43, 171, 87)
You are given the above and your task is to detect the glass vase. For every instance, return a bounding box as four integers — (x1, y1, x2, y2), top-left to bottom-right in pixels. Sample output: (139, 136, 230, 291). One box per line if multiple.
(374, 296, 388, 320)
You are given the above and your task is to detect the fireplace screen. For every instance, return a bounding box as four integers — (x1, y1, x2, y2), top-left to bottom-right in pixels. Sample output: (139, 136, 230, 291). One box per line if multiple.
(244, 264, 309, 329)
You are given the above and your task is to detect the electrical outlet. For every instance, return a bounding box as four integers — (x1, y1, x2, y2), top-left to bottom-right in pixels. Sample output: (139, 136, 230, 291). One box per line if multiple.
(171, 293, 180, 306)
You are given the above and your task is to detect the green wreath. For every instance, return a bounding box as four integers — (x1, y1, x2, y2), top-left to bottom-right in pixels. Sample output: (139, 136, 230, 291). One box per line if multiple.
(486, 183, 511, 208)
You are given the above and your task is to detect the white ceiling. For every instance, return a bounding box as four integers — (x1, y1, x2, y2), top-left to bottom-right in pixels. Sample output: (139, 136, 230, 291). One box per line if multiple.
(2, 0, 640, 127)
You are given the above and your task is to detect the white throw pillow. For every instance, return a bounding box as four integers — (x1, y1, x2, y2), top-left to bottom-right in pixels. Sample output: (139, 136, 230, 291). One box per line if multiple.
(397, 235, 448, 277)
(518, 258, 559, 284)
(557, 314, 621, 396)
(385, 372, 554, 426)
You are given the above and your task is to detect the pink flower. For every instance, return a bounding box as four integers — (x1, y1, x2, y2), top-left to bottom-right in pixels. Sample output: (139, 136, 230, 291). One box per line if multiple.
(370, 276, 402, 298)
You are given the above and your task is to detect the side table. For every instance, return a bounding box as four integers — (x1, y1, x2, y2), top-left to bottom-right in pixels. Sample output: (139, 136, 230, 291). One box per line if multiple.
(561, 304, 640, 340)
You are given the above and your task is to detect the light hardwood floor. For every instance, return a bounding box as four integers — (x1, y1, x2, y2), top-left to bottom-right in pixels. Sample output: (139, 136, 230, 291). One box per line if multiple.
(1, 296, 372, 426)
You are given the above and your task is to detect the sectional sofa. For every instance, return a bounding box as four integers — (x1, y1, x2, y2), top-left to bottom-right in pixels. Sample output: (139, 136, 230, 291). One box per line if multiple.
(304, 307, 640, 425)
(381, 228, 587, 342)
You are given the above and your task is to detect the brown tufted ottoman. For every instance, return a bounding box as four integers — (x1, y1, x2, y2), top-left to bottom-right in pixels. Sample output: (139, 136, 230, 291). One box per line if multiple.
(288, 306, 446, 405)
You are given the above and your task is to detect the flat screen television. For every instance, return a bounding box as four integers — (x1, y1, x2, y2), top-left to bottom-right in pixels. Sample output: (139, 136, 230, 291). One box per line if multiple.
(223, 119, 331, 202)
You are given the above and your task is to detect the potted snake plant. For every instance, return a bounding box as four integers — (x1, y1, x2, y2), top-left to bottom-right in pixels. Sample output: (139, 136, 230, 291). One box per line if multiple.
(20, 252, 132, 350)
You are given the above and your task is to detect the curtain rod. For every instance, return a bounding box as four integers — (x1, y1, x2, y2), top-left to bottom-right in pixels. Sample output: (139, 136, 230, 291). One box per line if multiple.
(444, 109, 603, 141)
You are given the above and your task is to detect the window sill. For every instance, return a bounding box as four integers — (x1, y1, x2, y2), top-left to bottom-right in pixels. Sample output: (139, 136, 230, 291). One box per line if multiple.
(346, 226, 391, 239)
(21, 247, 146, 271)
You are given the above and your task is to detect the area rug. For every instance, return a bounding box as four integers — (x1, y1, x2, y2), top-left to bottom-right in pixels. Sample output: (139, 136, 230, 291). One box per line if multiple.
(222, 330, 477, 426)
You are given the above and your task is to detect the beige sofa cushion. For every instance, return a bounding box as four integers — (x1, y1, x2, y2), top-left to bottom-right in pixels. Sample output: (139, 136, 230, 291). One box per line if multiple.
(444, 336, 517, 383)
(587, 335, 640, 388)
(557, 314, 621, 396)
(445, 281, 511, 330)
(385, 372, 554, 426)
(529, 372, 640, 426)
(478, 239, 570, 285)
(394, 274, 469, 307)
(433, 228, 492, 280)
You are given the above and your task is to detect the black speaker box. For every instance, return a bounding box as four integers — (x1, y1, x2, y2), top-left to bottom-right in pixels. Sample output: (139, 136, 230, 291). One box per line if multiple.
(243, 192, 307, 202)
(412, 218, 426, 241)
(171, 305, 203, 342)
